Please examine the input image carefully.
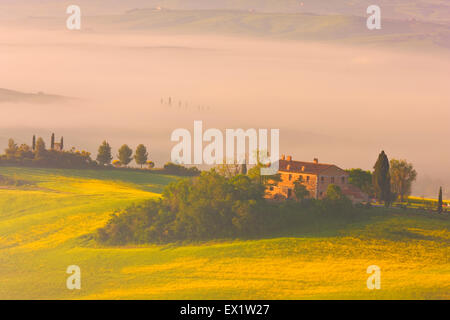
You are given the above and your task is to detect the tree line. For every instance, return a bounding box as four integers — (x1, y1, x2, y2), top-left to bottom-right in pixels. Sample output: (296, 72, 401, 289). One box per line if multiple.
(1, 136, 444, 210)
(96, 152, 446, 245)
(345, 151, 417, 205)
(97, 140, 151, 168)
(347, 151, 417, 205)
(346, 150, 443, 211)
(1, 134, 94, 169)
(0, 134, 200, 176)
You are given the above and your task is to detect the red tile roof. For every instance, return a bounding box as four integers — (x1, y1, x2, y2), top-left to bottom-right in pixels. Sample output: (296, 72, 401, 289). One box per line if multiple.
(278, 159, 335, 175)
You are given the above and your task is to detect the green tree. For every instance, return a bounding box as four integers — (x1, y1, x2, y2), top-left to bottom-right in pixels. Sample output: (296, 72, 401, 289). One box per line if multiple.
(51, 133, 55, 150)
(96, 141, 112, 166)
(438, 187, 443, 214)
(5, 138, 18, 159)
(134, 144, 148, 168)
(389, 159, 417, 202)
(60, 137, 64, 150)
(373, 151, 392, 207)
(247, 163, 281, 186)
(146, 160, 155, 169)
(163, 162, 200, 176)
(346, 168, 373, 197)
(322, 184, 353, 214)
(16, 143, 33, 159)
(32, 135, 36, 151)
(35, 137, 46, 158)
(216, 160, 242, 178)
(293, 180, 309, 201)
(117, 144, 133, 166)
(326, 184, 344, 201)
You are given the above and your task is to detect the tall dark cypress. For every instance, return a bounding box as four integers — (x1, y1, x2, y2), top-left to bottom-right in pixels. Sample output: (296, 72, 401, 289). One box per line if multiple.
(373, 150, 392, 207)
(60, 137, 64, 150)
(32, 135, 36, 151)
(241, 163, 247, 175)
(438, 187, 443, 214)
(51, 133, 55, 150)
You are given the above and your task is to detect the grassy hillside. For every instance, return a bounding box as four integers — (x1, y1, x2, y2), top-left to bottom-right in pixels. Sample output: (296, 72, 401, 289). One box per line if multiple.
(88, 10, 450, 49)
(3, 1, 450, 24)
(0, 167, 448, 299)
(15, 9, 450, 50)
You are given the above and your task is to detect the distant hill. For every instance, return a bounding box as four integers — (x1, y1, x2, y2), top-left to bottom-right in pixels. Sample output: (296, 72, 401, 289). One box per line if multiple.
(0, 88, 71, 104)
(84, 9, 450, 49)
(2, 0, 449, 24)
(3, 2, 449, 50)
(123, 0, 450, 24)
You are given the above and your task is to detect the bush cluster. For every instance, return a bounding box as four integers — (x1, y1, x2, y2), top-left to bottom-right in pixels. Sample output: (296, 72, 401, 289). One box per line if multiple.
(96, 170, 357, 245)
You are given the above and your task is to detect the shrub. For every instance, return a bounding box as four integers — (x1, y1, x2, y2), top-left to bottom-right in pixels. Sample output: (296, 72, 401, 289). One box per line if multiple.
(163, 162, 200, 176)
(96, 170, 361, 245)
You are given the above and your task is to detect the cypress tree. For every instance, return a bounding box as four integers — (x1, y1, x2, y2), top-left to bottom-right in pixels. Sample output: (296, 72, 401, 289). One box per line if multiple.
(60, 137, 64, 150)
(32, 135, 36, 151)
(241, 163, 247, 175)
(51, 133, 55, 150)
(373, 150, 392, 207)
(438, 187, 443, 214)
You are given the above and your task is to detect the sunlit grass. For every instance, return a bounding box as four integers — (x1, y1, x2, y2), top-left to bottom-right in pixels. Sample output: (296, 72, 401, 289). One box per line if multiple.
(0, 167, 448, 299)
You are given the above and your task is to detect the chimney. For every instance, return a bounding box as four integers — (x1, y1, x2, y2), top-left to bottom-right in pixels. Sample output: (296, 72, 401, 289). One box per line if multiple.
(313, 158, 318, 164)
(281, 154, 285, 160)
(287, 155, 292, 161)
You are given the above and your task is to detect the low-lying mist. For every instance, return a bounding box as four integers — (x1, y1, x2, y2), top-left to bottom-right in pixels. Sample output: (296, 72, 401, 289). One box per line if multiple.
(0, 27, 449, 197)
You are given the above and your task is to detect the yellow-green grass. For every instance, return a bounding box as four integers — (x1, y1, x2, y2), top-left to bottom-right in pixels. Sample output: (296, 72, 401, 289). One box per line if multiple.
(407, 196, 450, 205)
(0, 167, 449, 299)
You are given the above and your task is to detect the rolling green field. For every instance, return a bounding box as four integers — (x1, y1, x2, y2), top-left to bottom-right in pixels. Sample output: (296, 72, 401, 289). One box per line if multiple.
(0, 167, 449, 299)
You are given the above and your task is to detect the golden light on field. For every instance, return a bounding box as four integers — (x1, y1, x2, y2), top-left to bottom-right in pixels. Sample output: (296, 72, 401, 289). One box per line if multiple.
(0, 167, 448, 299)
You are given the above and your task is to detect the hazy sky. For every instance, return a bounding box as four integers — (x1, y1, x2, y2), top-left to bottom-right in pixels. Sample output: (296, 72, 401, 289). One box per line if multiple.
(0, 4, 449, 197)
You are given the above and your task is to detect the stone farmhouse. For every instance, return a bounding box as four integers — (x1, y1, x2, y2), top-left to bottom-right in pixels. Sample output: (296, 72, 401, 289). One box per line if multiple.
(265, 155, 368, 203)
